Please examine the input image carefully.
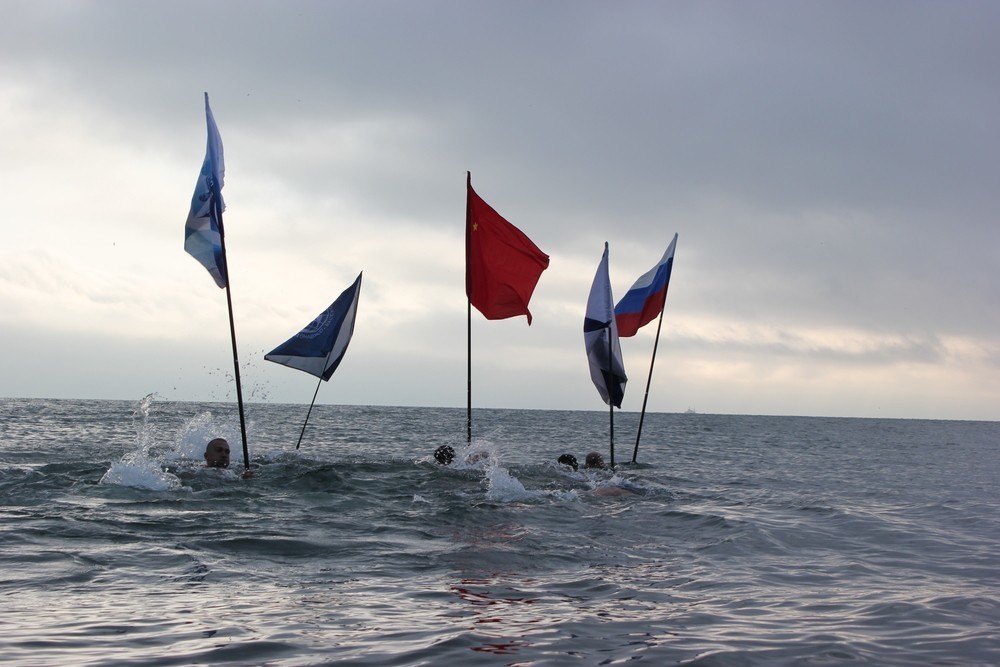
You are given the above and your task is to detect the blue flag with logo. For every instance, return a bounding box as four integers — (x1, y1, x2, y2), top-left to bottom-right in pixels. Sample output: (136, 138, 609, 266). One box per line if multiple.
(265, 273, 363, 381)
(184, 92, 227, 288)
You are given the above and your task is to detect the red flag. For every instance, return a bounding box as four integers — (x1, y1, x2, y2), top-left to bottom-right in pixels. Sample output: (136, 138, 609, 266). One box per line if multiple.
(465, 173, 550, 324)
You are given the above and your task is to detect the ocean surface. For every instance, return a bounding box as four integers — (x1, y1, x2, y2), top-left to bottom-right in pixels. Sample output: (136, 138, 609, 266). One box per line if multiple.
(1, 397, 997, 666)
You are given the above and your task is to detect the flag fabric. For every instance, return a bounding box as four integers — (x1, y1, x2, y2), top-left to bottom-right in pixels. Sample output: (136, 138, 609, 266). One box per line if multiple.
(614, 233, 678, 337)
(584, 243, 627, 408)
(466, 172, 550, 324)
(184, 92, 228, 288)
(265, 273, 363, 381)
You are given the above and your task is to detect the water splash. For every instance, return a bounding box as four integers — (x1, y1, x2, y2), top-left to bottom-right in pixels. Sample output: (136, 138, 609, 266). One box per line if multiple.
(99, 394, 188, 490)
(99, 394, 183, 490)
(484, 461, 542, 502)
(100, 456, 182, 491)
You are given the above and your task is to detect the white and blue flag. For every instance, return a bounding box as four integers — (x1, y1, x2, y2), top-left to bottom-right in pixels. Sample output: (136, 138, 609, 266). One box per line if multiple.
(614, 233, 678, 337)
(266, 273, 363, 381)
(584, 243, 627, 408)
(184, 92, 227, 288)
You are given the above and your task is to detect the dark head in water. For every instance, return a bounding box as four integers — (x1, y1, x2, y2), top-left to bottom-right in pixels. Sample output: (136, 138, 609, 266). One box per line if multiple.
(585, 451, 605, 469)
(557, 454, 578, 471)
(434, 445, 455, 465)
(204, 438, 231, 468)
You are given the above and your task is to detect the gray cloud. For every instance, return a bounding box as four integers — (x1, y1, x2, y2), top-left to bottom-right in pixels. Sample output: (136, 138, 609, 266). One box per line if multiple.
(1, 1, 998, 419)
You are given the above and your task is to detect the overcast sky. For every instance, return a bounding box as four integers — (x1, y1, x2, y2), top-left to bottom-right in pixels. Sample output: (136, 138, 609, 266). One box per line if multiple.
(2, 1, 998, 420)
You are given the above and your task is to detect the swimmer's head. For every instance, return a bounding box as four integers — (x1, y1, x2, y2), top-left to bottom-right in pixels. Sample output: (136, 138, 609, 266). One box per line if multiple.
(584, 451, 605, 469)
(204, 438, 231, 468)
(434, 445, 455, 465)
(557, 454, 578, 471)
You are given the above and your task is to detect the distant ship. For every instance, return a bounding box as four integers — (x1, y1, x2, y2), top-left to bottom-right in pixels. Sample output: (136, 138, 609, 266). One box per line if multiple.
(684, 407, 697, 414)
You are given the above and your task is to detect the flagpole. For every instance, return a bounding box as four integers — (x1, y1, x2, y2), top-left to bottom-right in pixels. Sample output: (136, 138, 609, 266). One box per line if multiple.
(296, 376, 323, 450)
(212, 187, 250, 472)
(631, 282, 671, 464)
(465, 172, 473, 446)
(608, 331, 616, 468)
(467, 299, 473, 444)
(297, 336, 341, 450)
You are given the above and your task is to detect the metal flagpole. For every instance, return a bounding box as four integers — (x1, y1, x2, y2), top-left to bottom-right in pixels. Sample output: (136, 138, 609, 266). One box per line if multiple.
(465, 175, 473, 446)
(467, 299, 472, 444)
(608, 330, 615, 468)
(631, 282, 671, 464)
(212, 187, 250, 472)
(296, 376, 323, 450)
(297, 339, 341, 450)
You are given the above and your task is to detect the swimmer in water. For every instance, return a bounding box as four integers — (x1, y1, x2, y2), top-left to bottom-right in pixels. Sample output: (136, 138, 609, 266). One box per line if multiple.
(434, 445, 455, 465)
(204, 438, 253, 478)
(434, 444, 490, 466)
(557, 454, 579, 471)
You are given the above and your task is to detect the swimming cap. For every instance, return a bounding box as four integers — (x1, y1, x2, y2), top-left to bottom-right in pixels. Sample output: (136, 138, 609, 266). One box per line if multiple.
(434, 445, 455, 465)
(557, 454, 578, 471)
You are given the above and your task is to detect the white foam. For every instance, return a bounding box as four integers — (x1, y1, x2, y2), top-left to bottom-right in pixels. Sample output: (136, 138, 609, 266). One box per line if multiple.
(100, 454, 183, 491)
(484, 462, 541, 502)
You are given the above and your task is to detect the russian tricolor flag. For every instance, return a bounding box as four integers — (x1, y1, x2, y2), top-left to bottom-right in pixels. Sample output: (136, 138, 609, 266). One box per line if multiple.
(614, 233, 678, 337)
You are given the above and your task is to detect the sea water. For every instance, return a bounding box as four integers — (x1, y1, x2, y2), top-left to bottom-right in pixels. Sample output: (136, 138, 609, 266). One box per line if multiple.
(0, 397, 997, 666)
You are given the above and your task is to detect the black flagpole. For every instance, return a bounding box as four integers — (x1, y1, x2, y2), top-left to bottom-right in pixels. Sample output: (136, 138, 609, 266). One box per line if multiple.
(212, 187, 250, 472)
(296, 376, 323, 450)
(296, 342, 338, 450)
(467, 299, 472, 445)
(608, 330, 616, 468)
(465, 173, 473, 446)
(631, 282, 671, 464)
